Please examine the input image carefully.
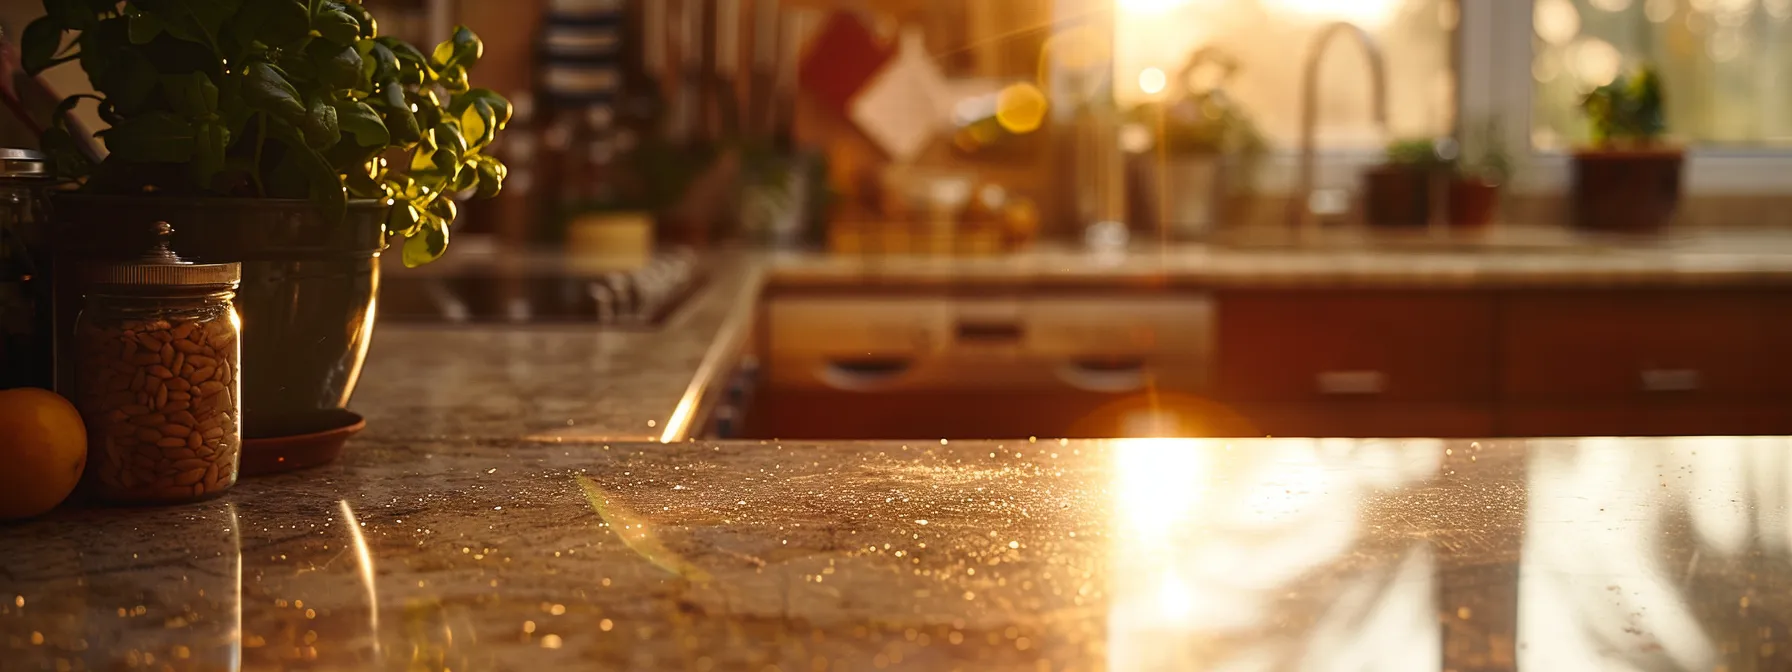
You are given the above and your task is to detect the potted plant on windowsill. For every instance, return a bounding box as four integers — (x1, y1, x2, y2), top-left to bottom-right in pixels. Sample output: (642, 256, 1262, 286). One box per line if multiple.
(23, 1, 509, 447)
(1573, 65, 1681, 233)
(1362, 137, 1447, 228)
(1122, 48, 1267, 239)
(1448, 118, 1511, 228)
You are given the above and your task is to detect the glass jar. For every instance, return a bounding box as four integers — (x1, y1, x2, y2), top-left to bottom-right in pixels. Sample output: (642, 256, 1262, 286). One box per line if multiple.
(0, 148, 52, 389)
(73, 223, 242, 504)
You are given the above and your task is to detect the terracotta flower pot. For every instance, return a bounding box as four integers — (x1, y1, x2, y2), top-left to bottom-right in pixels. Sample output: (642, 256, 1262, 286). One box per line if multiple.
(1570, 147, 1683, 233)
(1448, 178, 1500, 228)
(1361, 165, 1432, 228)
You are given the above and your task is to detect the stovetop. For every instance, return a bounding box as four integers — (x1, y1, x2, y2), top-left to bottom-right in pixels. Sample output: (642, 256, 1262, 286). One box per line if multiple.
(378, 248, 704, 327)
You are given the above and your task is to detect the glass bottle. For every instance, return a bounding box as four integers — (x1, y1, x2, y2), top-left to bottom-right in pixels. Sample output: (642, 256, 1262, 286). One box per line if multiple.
(73, 223, 242, 505)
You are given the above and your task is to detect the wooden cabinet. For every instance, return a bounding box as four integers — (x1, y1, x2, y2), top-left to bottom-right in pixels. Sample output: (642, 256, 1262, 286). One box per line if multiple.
(1498, 290, 1792, 436)
(1216, 292, 1497, 402)
(756, 287, 1792, 440)
(1212, 291, 1496, 437)
(1499, 291, 1783, 401)
(1216, 289, 1792, 438)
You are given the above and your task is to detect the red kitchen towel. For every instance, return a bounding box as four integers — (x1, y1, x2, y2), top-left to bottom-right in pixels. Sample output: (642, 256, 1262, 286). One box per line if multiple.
(798, 11, 894, 117)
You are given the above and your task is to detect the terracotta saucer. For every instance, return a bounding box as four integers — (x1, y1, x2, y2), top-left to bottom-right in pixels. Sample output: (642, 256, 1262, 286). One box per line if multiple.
(240, 410, 366, 477)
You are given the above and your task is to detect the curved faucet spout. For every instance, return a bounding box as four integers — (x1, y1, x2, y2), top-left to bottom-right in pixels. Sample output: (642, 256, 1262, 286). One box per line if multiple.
(1288, 21, 1390, 230)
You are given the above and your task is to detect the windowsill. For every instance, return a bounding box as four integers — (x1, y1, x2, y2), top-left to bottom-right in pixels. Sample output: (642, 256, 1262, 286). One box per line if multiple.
(1247, 148, 1792, 196)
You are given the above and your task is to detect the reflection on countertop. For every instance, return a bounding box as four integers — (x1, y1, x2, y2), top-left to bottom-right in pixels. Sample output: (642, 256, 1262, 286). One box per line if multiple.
(6, 436, 1792, 670)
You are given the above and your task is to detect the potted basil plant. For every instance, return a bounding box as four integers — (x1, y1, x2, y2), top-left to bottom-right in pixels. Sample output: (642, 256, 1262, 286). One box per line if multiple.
(23, 0, 510, 443)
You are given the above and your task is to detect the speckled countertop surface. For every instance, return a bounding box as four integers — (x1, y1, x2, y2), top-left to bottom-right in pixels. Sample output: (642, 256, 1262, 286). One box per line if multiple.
(87, 233, 1787, 669)
(7, 436, 1792, 670)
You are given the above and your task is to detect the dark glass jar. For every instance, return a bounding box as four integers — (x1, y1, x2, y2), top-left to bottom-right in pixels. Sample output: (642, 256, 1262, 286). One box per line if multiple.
(0, 148, 53, 389)
(73, 224, 242, 504)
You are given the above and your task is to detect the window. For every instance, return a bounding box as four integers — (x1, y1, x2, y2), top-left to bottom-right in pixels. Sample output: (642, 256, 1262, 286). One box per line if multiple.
(1532, 0, 1792, 149)
(1113, 0, 1457, 149)
(1113, 0, 1792, 194)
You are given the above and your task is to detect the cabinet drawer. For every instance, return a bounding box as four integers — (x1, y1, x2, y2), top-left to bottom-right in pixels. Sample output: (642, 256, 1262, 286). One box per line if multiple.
(1500, 291, 1781, 401)
(1215, 292, 1496, 402)
(768, 297, 949, 357)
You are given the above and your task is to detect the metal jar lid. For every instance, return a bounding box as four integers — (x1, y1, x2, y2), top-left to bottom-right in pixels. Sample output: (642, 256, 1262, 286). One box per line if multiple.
(84, 222, 240, 287)
(0, 148, 49, 180)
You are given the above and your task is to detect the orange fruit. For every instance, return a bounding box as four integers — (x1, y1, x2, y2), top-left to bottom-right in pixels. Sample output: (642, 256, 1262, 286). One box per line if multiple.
(0, 388, 87, 518)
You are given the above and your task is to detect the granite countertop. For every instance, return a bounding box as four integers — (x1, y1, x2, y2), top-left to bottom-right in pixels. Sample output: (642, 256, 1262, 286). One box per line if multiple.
(5, 435, 1792, 670)
(351, 255, 764, 443)
(353, 232, 1792, 444)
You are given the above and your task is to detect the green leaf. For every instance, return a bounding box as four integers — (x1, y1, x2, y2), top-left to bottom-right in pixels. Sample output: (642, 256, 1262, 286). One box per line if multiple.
(357, 39, 397, 84)
(451, 160, 480, 192)
(161, 72, 219, 119)
(377, 36, 429, 65)
(430, 25, 481, 70)
(448, 88, 512, 127)
(41, 126, 91, 179)
(340, 2, 377, 38)
(343, 159, 382, 195)
(402, 215, 448, 267)
(93, 55, 158, 115)
(139, 0, 222, 48)
(126, 7, 164, 44)
(75, 17, 128, 84)
(472, 153, 507, 199)
(192, 121, 229, 186)
(240, 62, 307, 123)
(308, 40, 363, 89)
(302, 96, 341, 149)
(433, 122, 468, 160)
(458, 98, 496, 150)
(99, 111, 198, 163)
(42, 0, 85, 30)
(334, 101, 388, 147)
(21, 17, 66, 75)
(375, 36, 432, 85)
(437, 65, 468, 94)
(269, 119, 348, 224)
(426, 194, 458, 222)
(373, 82, 421, 144)
(40, 95, 98, 179)
(413, 89, 444, 130)
(386, 202, 422, 236)
(313, 7, 360, 45)
(257, 0, 312, 45)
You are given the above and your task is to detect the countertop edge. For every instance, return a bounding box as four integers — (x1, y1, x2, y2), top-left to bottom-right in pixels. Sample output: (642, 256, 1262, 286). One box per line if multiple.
(656, 263, 765, 442)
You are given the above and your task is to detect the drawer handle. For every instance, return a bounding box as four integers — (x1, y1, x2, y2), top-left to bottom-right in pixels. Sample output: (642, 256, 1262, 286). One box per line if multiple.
(956, 321, 1024, 343)
(1640, 369, 1701, 393)
(1316, 370, 1385, 395)
(819, 358, 915, 391)
(1056, 359, 1148, 393)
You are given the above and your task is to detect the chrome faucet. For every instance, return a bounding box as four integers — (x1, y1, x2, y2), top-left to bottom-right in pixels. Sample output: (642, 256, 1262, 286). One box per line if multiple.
(1288, 21, 1391, 231)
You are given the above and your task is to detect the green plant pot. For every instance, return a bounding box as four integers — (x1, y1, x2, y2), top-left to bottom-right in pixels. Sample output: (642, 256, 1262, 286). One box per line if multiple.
(50, 196, 389, 442)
